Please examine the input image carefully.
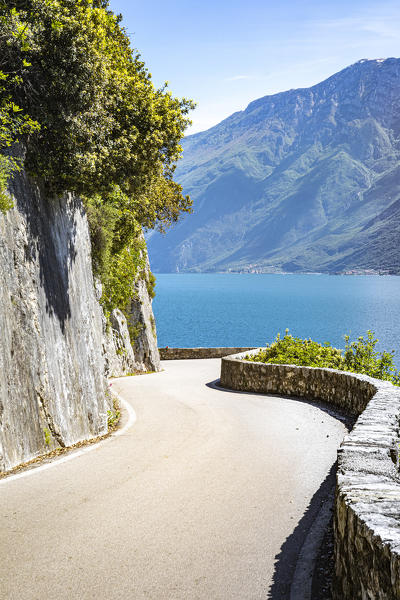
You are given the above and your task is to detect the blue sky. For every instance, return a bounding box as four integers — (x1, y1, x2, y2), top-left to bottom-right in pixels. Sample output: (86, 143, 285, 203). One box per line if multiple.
(108, 0, 400, 134)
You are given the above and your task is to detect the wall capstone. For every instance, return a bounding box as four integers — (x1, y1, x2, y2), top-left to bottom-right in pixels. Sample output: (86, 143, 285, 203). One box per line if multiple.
(159, 347, 255, 360)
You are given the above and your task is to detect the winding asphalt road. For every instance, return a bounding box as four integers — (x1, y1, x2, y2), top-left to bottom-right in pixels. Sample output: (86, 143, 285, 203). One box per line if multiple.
(0, 359, 346, 599)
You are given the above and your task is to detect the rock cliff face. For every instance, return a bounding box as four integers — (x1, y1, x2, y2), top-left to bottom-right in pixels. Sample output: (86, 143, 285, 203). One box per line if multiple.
(103, 247, 161, 377)
(0, 170, 160, 472)
(0, 171, 109, 471)
(128, 250, 161, 373)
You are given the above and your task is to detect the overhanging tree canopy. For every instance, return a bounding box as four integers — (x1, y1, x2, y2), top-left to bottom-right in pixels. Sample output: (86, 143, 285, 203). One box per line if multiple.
(0, 0, 194, 231)
(0, 0, 194, 314)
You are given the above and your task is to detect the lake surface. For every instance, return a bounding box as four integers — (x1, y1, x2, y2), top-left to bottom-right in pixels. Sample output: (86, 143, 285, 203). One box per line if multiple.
(152, 273, 400, 365)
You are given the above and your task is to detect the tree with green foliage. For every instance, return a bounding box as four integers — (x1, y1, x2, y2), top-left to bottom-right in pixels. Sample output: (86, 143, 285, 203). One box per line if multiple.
(0, 4, 39, 211)
(0, 0, 194, 316)
(342, 331, 399, 382)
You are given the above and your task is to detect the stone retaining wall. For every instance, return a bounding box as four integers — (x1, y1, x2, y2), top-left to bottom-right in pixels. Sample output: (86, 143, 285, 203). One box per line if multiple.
(159, 347, 254, 360)
(220, 350, 400, 600)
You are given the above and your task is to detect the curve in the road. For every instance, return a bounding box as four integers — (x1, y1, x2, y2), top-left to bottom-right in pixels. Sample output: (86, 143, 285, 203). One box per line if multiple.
(0, 390, 137, 487)
(0, 359, 347, 600)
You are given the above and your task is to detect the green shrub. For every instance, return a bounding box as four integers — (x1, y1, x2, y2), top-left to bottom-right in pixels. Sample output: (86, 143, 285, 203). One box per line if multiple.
(0, 157, 14, 212)
(342, 330, 398, 382)
(43, 427, 51, 447)
(0, 7, 40, 210)
(85, 189, 148, 321)
(107, 409, 120, 430)
(128, 320, 144, 343)
(146, 271, 156, 299)
(247, 329, 400, 384)
(106, 392, 121, 430)
(248, 329, 344, 369)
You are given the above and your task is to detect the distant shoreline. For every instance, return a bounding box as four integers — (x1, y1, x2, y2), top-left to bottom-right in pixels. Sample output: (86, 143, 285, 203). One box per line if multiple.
(153, 270, 398, 276)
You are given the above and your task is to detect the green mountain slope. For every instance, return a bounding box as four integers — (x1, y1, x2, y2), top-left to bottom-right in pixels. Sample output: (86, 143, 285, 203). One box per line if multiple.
(147, 58, 400, 273)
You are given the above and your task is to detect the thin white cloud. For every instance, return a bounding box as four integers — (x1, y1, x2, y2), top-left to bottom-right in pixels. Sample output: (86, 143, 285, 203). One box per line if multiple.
(316, 14, 400, 41)
(224, 74, 255, 82)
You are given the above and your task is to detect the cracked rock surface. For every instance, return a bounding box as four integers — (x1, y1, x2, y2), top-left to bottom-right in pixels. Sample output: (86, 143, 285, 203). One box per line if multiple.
(0, 172, 109, 471)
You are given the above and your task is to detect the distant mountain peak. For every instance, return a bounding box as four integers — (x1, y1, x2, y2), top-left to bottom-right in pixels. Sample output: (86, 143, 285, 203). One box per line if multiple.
(148, 59, 400, 275)
(356, 57, 393, 64)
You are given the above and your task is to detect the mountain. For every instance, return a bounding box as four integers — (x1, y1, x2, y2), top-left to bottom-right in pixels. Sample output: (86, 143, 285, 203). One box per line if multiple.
(147, 58, 400, 274)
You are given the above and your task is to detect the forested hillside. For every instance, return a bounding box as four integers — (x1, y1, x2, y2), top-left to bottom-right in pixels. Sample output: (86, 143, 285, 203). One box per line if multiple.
(147, 58, 400, 274)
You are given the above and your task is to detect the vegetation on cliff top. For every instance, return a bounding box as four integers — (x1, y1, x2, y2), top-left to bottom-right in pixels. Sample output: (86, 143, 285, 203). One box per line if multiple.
(0, 0, 194, 315)
(247, 330, 400, 385)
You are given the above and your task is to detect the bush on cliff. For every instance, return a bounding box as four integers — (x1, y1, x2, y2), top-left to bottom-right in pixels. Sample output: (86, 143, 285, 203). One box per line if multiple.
(0, 0, 193, 224)
(247, 330, 400, 384)
(0, 5, 39, 211)
(0, 0, 194, 317)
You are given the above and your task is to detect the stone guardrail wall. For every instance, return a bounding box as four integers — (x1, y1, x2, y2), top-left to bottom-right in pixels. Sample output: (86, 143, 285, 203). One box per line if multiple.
(159, 347, 255, 360)
(220, 349, 400, 600)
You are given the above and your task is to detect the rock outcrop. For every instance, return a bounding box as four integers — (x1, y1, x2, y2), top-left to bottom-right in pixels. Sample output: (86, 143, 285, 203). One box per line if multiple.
(127, 251, 161, 373)
(102, 234, 161, 377)
(102, 308, 137, 378)
(0, 169, 160, 472)
(0, 171, 109, 471)
(103, 271, 161, 377)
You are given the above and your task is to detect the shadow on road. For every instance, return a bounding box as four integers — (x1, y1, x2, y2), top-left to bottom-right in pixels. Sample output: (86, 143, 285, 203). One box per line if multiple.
(207, 378, 353, 600)
(267, 463, 336, 600)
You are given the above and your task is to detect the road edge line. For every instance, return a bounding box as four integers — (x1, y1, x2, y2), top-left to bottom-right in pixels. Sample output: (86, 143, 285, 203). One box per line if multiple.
(0, 389, 136, 486)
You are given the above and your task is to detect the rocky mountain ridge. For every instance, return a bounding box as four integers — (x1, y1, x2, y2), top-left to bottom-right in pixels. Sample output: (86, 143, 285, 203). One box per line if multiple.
(147, 58, 400, 274)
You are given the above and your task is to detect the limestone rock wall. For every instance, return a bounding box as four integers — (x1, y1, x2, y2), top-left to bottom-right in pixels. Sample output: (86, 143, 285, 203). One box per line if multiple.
(0, 172, 111, 472)
(103, 244, 161, 377)
(103, 308, 138, 378)
(127, 246, 161, 373)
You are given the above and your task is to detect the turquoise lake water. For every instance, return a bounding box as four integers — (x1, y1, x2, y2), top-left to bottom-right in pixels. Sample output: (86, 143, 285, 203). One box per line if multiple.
(152, 273, 400, 364)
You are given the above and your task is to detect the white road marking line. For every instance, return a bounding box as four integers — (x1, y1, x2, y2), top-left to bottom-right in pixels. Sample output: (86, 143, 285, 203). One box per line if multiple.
(0, 389, 136, 486)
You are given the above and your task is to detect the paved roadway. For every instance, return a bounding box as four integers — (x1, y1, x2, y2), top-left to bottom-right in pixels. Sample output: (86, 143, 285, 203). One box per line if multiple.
(0, 359, 347, 599)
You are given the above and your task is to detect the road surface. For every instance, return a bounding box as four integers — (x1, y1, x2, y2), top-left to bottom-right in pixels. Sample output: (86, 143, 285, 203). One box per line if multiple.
(0, 359, 347, 599)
